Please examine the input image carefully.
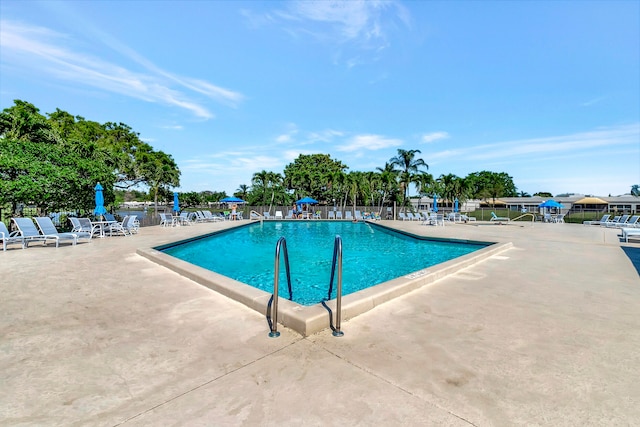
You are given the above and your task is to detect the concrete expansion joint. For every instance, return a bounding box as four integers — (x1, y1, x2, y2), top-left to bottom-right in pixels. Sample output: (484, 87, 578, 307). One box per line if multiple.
(114, 340, 302, 426)
(317, 344, 477, 425)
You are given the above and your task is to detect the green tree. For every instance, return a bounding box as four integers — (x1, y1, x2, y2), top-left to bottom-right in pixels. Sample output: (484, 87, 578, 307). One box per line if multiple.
(389, 149, 428, 205)
(283, 154, 348, 203)
(465, 171, 517, 203)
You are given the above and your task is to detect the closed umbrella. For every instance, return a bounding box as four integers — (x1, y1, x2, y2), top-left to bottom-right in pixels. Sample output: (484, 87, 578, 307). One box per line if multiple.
(433, 194, 438, 212)
(173, 192, 180, 213)
(93, 183, 107, 216)
(454, 198, 459, 213)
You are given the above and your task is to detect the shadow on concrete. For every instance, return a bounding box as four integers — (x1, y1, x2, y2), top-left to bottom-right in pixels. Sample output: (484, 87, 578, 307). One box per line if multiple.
(621, 246, 640, 277)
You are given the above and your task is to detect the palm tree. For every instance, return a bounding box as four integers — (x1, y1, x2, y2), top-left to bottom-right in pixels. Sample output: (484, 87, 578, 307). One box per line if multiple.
(389, 149, 428, 206)
(235, 184, 249, 200)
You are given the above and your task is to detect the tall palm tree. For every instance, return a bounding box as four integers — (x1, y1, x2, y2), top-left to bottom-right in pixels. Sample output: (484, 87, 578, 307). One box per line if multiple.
(389, 149, 428, 205)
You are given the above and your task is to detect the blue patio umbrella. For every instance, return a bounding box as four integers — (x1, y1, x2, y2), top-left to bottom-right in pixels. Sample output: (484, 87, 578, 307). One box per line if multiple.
(538, 200, 564, 209)
(454, 198, 459, 213)
(296, 197, 319, 205)
(93, 183, 107, 216)
(220, 196, 245, 204)
(173, 192, 180, 213)
(433, 194, 438, 212)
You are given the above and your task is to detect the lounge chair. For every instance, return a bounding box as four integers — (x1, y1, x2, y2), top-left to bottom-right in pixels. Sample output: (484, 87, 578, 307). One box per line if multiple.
(336, 211, 343, 220)
(275, 211, 283, 220)
(398, 212, 409, 221)
(583, 214, 610, 226)
(314, 210, 322, 219)
(490, 212, 510, 222)
(0, 221, 26, 250)
(345, 211, 353, 220)
(621, 227, 640, 242)
(285, 210, 294, 219)
(328, 211, 335, 220)
(354, 211, 363, 220)
(624, 215, 640, 228)
(263, 212, 272, 220)
(606, 215, 628, 228)
(33, 217, 89, 246)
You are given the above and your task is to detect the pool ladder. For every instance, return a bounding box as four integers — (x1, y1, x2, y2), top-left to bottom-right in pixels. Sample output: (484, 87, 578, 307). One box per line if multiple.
(267, 235, 344, 337)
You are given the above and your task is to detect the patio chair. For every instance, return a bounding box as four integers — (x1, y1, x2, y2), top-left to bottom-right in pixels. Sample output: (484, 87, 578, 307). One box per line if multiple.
(328, 211, 335, 219)
(336, 211, 343, 220)
(398, 212, 409, 221)
(105, 215, 130, 236)
(263, 212, 272, 220)
(354, 211, 362, 220)
(285, 210, 294, 219)
(275, 211, 283, 220)
(490, 212, 510, 222)
(314, 210, 322, 219)
(345, 211, 353, 220)
(125, 215, 139, 233)
(33, 217, 87, 246)
(159, 213, 172, 227)
(0, 221, 26, 251)
(70, 217, 100, 238)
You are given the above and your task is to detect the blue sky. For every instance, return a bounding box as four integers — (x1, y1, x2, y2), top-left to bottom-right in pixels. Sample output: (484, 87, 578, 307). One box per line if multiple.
(1, 0, 639, 197)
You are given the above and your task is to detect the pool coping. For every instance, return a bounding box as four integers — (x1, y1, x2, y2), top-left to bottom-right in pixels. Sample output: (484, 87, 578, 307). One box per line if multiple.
(137, 222, 513, 336)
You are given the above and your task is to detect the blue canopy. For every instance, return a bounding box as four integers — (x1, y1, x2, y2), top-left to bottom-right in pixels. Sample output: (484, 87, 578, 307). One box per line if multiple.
(220, 197, 245, 204)
(539, 200, 564, 209)
(93, 183, 107, 216)
(173, 192, 180, 212)
(433, 194, 438, 212)
(296, 197, 318, 205)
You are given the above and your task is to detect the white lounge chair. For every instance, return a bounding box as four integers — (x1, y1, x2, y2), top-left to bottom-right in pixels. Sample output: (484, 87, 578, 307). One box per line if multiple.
(490, 212, 510, 222)
(336, 211, 343, 220)
(34, 217, 90, 246)
(275, 211, 283, 220)
(0, 221, 26, 250)
(263, 212, 272, 220)
(618, 215, 639, 228)
(607, 214, 629, 228)
(398, 212, 409, 221)
(583, 214, 610, 226)
(345, 211, 353, 220)
(328, 211, 335, 220)
(620, 227, 640, 243)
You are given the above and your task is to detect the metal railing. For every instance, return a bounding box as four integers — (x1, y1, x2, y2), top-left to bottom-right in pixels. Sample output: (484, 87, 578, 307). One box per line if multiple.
(321, 236, 344, 337)
(266, 237, 292, 338)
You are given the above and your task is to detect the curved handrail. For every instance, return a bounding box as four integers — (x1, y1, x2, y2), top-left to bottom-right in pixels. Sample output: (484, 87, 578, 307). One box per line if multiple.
(511, 212, 536, 225)
(249, 210, 263, 222)
(321, 235, 344, 337)
(266, 236, 292, 337)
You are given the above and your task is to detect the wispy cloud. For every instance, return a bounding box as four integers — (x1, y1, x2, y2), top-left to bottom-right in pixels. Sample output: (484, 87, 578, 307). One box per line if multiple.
(337, 134, 403, 152)
(430, 123, 639, 163)
(422, 131, 450, 143)
(580, 96, 605, 107)
(248, 0, 411, 66)
(0, 20, 243, 119)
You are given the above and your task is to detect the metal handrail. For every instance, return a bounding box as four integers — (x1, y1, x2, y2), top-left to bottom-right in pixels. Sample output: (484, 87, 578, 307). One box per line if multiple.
(266, 236, 292, 338)
(321, 235, 344, 337)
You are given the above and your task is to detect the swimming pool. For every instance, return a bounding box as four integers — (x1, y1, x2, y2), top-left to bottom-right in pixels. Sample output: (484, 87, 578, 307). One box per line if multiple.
(159, 221, 488, 305)
(139, 221, 510, 335)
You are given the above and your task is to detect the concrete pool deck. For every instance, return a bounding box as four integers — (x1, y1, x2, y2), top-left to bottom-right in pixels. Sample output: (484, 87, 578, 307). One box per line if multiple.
(1, 219, 639, 425)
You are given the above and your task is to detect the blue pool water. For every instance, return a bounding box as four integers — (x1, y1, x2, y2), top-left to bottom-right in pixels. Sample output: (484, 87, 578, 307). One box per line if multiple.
(161, 221, 487, 306)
